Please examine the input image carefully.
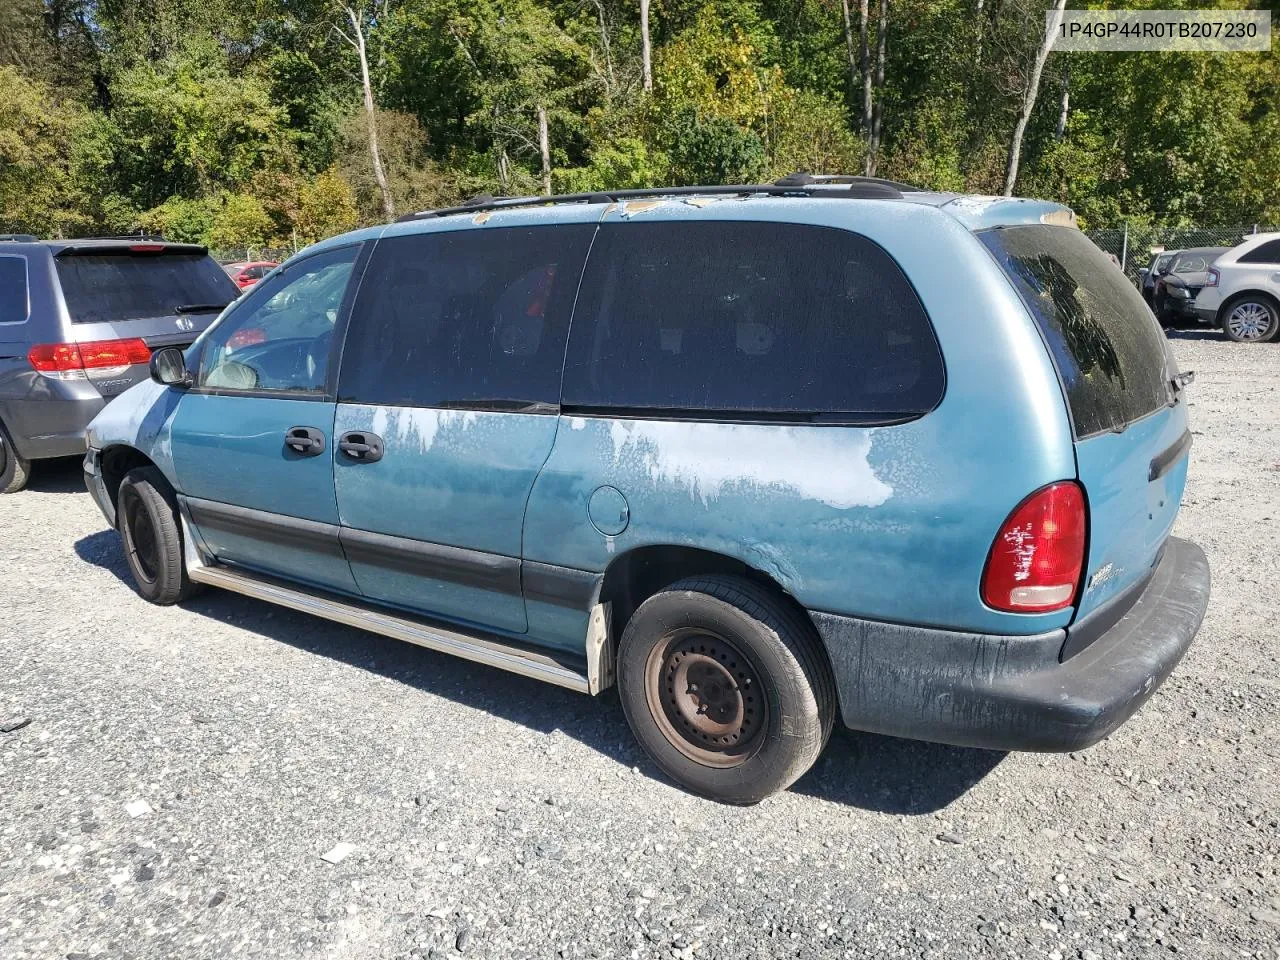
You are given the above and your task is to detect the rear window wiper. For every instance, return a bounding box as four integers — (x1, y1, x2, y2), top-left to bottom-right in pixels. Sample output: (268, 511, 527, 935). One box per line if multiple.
(175, 303, 231, 314)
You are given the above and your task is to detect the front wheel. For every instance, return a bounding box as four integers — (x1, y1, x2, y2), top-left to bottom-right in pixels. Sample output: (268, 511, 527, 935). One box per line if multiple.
(1221, 295, 1280, 343)
(616, 575, 836, 804)
(117, 466, 199, 605)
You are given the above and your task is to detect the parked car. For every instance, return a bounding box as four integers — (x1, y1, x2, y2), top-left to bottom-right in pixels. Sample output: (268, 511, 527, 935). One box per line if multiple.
(82, 180, 1210, 803)
(0, 238, 239, 493)
(223, 260, 279, 291)
(1153, 247, 1229, 326)
(1140, 250, 1178, 306)
(1192, 232, 1280, 342)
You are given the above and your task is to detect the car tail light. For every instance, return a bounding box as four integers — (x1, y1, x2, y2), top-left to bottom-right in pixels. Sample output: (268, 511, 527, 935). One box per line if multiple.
(1204, 268, 1219, 288)
(28, 338, 151, 379)
(129, 243, 166, 253)
(227, 327, 266, 351)
(981, 481, 1087, 613)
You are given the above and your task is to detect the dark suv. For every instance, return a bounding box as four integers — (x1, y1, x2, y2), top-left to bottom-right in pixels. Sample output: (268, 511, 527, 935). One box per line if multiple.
(0, 238, 237, 492)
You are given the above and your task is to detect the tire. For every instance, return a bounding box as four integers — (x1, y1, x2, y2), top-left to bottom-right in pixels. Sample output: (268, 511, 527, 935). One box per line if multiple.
(616, 575, 836, 804)
(0, 420, 31, 494)
(117, 466, 199, 605)
(1220, 294, 1280, 343)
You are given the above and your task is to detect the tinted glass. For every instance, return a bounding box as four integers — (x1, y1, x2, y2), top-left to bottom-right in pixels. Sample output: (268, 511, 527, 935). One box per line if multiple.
(1240, 239, 1280, 264)
(0, 256, 28, 323)
(980, 225, 1171, 438)
(199, 245, 358, 393)
(339, 225, 594, 408)
(562, 221, 944, 419)
(56, 253, 237, 323)
(1171, 249, 1226, 274)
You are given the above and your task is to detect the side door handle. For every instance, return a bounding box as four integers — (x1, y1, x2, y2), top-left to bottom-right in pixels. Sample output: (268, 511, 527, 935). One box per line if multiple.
(338, 431, 384, 463)
(284, 426, 326, 457)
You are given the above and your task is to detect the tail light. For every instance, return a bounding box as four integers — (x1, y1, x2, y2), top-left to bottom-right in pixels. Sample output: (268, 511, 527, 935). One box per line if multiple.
(226, 327, 266, 351)
(982, 481, 1087, 612)
(1204, 267, 1219, 288)
(28, 338, 151, 379)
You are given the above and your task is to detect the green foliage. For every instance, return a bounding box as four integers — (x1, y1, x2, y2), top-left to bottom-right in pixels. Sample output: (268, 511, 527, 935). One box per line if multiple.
(1, 0, 1278, 245)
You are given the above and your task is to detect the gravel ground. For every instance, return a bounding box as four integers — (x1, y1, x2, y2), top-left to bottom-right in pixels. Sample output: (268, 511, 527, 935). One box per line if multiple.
(2, 332, 1278, 960)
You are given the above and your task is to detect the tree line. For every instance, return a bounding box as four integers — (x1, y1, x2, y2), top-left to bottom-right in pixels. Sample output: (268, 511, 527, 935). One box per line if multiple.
(1, 0, 1276, 248)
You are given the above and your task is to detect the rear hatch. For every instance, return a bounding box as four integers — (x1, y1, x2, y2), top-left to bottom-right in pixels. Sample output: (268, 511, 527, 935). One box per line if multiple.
(53, 243, 238, 398)
(980, 225, 1191, 621)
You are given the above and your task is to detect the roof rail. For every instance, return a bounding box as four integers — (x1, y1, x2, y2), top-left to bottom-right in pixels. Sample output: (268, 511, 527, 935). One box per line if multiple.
(396, 174, 921, 223)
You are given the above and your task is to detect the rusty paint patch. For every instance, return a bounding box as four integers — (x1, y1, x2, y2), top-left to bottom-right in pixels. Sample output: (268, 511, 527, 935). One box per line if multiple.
(619, 199, 666, 218)
(472, 210, 494, 224)
(682, 196, 720, 208)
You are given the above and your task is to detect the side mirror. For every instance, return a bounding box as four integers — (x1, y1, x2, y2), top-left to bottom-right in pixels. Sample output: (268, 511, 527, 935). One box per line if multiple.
(150, 346, 192, 387)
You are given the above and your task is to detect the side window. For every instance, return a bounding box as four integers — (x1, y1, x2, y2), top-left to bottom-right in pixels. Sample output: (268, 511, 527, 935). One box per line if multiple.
(562, 221, 945, 418)
(338, 225, 595, 408)
(0, 256, 29, 323)
(199, 245, 359, 394)
(1240, 239, 1280, 264)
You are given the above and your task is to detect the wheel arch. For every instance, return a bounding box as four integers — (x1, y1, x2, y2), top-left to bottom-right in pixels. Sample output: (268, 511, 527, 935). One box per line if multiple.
(99, 444, 163, 512)
(596, 543, 825, 660)
(1217, 288, 1280, 325)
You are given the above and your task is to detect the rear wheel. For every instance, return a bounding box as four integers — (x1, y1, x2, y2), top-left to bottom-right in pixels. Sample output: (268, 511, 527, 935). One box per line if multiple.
(617, 575, 835, 804)
(0, 421, 31, 494)
(117, 466, 199, 605)
(1221, 295, 1280, 343)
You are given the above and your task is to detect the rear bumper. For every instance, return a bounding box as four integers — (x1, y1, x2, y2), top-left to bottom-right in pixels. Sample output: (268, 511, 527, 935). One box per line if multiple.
(812, 537, 1210, 752)
(1192, 306, 1219, 326)
(0, 395, 103, 460)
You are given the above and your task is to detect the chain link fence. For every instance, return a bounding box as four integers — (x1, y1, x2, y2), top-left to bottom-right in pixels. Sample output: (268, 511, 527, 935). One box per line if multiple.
(1085, 224, 1277, 286)
(209, 245, 296, 266)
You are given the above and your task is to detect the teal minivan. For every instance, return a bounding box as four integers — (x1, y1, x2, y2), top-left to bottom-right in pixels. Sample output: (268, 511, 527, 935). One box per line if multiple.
(83, 178, 1210, 803)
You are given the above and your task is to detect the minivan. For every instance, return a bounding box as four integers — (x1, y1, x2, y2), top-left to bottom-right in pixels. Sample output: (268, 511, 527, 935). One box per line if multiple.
(0, 238, 239, 492)
(82, 178, 1211, 803)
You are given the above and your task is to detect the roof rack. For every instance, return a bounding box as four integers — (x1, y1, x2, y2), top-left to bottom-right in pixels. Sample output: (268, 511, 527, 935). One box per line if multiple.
(396, 172, 921, 223)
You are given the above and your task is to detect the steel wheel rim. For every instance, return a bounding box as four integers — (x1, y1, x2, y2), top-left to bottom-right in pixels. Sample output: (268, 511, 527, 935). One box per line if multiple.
(1227, 302, 1272, 340)
(643, 628, 768, 768)
(124, 491, 159, 583)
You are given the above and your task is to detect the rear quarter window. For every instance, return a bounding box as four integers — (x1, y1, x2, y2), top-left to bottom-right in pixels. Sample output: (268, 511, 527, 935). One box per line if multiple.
(1240, 239, 1280, 264)
(562, 221, 945, 421)
(56, 253, 237, 324)
(0, 256, 29, 323)
(979, 225, 1171, 438)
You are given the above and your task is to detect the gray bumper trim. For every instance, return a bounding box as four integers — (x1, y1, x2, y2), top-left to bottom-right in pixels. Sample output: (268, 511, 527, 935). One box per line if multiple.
(812, 537, 1210, 752)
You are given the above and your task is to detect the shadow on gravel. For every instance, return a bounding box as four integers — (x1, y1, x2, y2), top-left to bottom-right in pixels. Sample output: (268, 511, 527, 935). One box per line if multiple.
(1165, 328, 1226, 342)
(25, 455, 87, 494)
(792, 730, 1005, 814)
(74, 526, 1001, 813)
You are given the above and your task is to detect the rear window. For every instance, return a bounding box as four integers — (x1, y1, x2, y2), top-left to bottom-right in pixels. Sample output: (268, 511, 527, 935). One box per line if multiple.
(0, 256, 28, 323)
(1240, 239, 1280, 264)
(562, 221, 944, 420)
(55, 253, 237, 324)
(980, 225, 1171, 438)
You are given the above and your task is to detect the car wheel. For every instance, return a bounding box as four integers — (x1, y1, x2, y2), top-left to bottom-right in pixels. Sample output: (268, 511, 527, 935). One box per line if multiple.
(0, 421, 31, 494)
(117, 466, 199, 605)
(1221, 296, 1280, 343)
(616, 575, 836, 804)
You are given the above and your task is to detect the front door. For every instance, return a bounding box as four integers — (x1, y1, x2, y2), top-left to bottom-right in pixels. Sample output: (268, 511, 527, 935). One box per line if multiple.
(170, 244, 364, 594)
(332, 220, 596, 633)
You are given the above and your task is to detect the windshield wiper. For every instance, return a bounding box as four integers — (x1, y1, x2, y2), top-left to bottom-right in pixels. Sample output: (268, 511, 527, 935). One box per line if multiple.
(175, 303, 230, 314)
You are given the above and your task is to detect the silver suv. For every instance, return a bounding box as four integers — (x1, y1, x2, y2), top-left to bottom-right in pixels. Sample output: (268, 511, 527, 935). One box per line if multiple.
(0, 238, 238, 492)
(1192, 232, 1280, 343)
